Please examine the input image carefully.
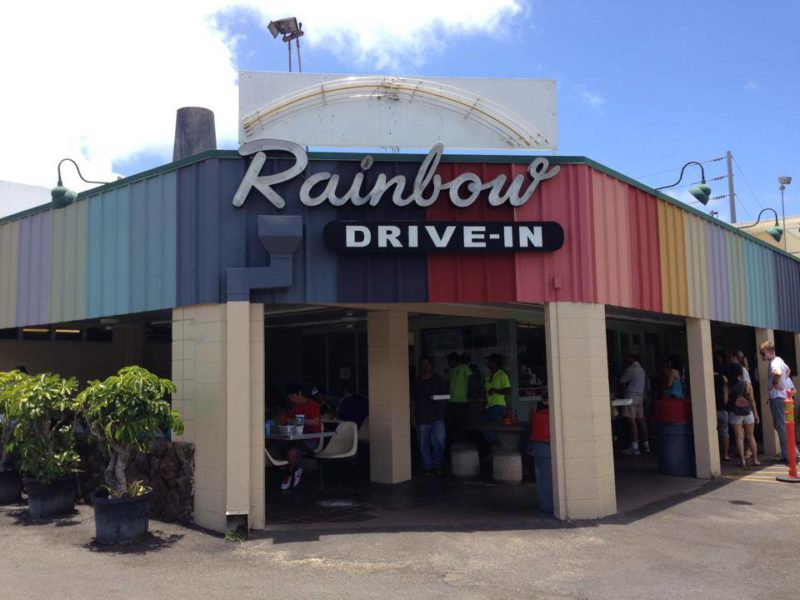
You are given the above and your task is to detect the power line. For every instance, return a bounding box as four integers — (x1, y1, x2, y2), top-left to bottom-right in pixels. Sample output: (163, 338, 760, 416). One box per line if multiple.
(634, 156, 725, 181)
(732, 156, 766, 214)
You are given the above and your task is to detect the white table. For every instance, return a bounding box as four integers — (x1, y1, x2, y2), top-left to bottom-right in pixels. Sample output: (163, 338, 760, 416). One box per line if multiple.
(265, 431, 335, 442)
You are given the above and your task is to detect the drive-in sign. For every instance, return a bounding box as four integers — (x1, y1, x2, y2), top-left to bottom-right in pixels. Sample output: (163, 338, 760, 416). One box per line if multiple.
(323, 221, 564, 254)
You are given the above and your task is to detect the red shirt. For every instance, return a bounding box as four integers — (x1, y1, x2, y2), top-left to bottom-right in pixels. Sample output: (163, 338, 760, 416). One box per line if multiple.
(286, 399, 321, 433)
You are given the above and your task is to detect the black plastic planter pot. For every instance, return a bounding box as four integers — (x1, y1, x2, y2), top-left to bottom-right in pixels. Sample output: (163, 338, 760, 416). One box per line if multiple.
(0, 467, 22, 504)
(93, 492, 151, 545)
(24, 476, 76, 519)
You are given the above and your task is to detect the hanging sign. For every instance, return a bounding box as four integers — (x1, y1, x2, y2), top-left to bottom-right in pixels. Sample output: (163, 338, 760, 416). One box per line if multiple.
(323, 221, 564, 253)
(232, 140, 560, 210)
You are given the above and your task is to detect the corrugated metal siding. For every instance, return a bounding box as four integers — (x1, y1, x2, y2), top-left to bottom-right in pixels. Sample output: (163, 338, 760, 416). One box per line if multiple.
(590, 172, 661, 312)
(427, 163, 516, 303)
(775, 253, 800, 331)
(683, 214, 711, 319)
(0, 221, 19, 328)
(658, 202, 688, 316)
(744, 241, 778, 329)
(86, 172, 176, 318)
(726, 234, 747, 326)
(337, 162, 427, 303)
(514, 164, 596, 304)
(707, 223, 730, 322)
(48, 201, 87, 324)
(16, 212, 49, 326)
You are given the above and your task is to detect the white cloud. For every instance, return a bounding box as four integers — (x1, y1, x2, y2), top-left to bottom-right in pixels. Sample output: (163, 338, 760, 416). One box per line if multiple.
(574, 84, 604, 110)
(744, 79, 759, 91)
(0, 1, 522, 191)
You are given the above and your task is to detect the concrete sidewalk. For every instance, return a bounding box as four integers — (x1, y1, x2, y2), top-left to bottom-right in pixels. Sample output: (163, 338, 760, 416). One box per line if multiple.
(1, 465, 798, 600)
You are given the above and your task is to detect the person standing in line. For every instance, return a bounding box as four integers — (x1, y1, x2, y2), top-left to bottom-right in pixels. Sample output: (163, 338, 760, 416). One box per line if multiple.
(480, 353, 512, 444)
(714, 352, 731, 462)
(759, 340, 800, 463)
(724, 362, 760, 467)
(619, 349, 650, 455)
(445, 352, 471, 447)
(662, 356, 685, 398)
(410, 356, 448, 475)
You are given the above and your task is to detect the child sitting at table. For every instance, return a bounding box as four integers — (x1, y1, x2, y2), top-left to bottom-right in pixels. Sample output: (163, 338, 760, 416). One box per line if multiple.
(271, 383, 322, 490)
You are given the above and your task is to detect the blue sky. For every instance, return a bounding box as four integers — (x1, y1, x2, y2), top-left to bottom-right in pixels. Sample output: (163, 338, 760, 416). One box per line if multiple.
(206, 0, 800, 223)
(3, 1, 797, 224)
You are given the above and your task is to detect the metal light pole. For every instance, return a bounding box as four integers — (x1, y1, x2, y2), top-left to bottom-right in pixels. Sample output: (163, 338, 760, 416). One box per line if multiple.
(267, 17, 304, 73)
(779, 176, 792, 252)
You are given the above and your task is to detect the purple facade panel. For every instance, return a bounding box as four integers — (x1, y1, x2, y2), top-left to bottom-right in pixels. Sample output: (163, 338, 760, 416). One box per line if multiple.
(16, 212, 50, 326)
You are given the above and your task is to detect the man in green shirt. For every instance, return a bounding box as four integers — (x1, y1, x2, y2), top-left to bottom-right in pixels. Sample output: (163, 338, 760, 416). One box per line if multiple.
(446, 352, 471, 446)
(481, 353, 512, 443)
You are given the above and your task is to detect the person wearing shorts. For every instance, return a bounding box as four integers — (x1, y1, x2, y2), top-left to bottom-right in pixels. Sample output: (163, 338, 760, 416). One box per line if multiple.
(724, 362, 760, 467)
(619, 349, 650, 455)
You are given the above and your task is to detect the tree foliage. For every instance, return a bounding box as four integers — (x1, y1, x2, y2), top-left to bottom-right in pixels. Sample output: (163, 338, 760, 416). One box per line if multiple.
(4, 373, 81, 483)
(77, 366, 183, 498)
(0, 370, 28, 468)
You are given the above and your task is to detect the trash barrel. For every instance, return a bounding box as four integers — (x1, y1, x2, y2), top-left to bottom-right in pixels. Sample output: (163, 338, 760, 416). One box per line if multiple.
(655, 398, 695, 477)
(529, 409, 553, 513)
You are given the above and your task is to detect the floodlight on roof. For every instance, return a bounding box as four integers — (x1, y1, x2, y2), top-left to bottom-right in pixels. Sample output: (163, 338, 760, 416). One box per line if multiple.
(267, 17, 304, 72)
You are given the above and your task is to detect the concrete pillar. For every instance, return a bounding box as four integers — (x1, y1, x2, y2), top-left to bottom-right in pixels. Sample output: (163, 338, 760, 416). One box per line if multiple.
(755, 328, 779, 457)
(367, 310, 411, 484)
(172, 303, 264, 534)
(686, 318, 720, 478)
(545, 302, 616, 520)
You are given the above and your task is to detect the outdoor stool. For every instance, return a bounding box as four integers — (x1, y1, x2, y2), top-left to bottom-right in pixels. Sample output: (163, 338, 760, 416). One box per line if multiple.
(450, 443, 480, 479)
(492, 450, 523, 485)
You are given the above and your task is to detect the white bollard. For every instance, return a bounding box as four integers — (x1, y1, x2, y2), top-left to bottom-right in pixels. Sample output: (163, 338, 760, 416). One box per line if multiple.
(492, 450, 523, 485)
(451, 443, 480, 479)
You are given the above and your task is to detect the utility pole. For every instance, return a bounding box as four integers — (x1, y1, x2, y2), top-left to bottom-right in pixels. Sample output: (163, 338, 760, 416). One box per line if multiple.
(726, 150, 737, 223)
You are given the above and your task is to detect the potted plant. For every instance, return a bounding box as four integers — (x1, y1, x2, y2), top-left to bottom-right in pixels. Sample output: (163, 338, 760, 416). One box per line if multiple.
(0, 370, 27, 504)
(6, 373, 81, 518)
(78, 366, 183, 544)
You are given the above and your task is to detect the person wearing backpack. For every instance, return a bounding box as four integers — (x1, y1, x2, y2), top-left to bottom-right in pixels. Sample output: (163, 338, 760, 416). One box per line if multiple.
(724, 362, 760, 467)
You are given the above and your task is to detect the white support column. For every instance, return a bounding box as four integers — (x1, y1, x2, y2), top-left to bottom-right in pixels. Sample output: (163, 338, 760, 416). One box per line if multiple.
(793, 333, 800, 445)
(367, 310, 411, 484)
(545, 302, 616, 521)
(686, 318, 720, 479)
(755, 328, 779, 458)
(172, 303, 264, 534)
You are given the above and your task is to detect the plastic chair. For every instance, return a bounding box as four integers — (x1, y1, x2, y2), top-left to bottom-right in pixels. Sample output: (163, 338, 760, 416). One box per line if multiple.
(264, 446, 288, 468)
(358, 416, 370, 443)
(315, 421, 358, 491)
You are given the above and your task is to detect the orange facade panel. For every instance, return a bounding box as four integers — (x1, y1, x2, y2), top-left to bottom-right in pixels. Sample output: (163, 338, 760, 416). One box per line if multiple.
(658, 201, 689, 316)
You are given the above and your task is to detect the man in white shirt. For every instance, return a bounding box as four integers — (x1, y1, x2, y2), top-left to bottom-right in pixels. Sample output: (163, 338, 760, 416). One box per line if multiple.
(759, 340, 800, 462)
(618, 348, 650, 455)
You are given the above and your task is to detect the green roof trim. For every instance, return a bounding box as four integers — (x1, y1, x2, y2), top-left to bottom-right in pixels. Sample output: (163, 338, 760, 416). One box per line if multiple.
(0, 149, 795, 261)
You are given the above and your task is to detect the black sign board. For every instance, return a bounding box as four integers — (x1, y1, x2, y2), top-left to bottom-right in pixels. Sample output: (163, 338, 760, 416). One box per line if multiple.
(323, 221, 564, 254)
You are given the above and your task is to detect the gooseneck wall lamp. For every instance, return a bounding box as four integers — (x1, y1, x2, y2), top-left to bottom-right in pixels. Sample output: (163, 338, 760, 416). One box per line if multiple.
(655, 161, 712, 205)
(739, 207, 784, 244)
(51, 158, 109, 208)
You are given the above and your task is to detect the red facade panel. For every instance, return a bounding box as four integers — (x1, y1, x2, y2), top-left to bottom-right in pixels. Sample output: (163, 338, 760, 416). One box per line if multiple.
(426, 163, 517, 302)
(590, 171, 662, 312)
(514, 164, 597, 304)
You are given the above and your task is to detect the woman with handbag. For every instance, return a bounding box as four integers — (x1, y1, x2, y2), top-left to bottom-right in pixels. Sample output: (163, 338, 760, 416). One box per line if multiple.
(724, 362, 760, 467)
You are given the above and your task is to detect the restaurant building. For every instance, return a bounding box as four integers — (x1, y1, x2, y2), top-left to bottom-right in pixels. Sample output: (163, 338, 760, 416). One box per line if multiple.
(0, 74, 798, 533)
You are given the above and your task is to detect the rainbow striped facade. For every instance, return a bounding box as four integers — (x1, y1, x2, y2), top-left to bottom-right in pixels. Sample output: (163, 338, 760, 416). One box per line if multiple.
(0, 151, 797, 332)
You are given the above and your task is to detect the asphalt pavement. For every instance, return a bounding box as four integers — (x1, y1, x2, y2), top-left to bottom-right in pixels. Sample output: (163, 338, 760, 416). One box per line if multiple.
(1, 463, 797, 600)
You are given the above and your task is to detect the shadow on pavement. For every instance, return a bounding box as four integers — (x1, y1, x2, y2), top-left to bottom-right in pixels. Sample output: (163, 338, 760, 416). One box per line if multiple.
(82, 529, 184, 555)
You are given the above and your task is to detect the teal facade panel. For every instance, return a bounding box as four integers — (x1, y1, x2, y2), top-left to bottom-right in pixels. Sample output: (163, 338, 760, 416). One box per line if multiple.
(86, 172, 176, 319)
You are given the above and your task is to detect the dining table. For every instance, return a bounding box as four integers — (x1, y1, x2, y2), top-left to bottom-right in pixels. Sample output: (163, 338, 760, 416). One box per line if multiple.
(478, 422, 527, 453)
(265, 431, 335, 442)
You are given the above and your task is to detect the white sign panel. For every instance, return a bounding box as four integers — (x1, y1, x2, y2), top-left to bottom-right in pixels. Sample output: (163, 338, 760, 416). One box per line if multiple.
(239, 72, 557, 151)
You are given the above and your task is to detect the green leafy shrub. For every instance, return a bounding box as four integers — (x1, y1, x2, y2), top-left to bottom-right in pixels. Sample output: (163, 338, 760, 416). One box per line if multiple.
(5, 373, 81, 483)
(78, 366, 183, 498)
(0, 370, 28, 469)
